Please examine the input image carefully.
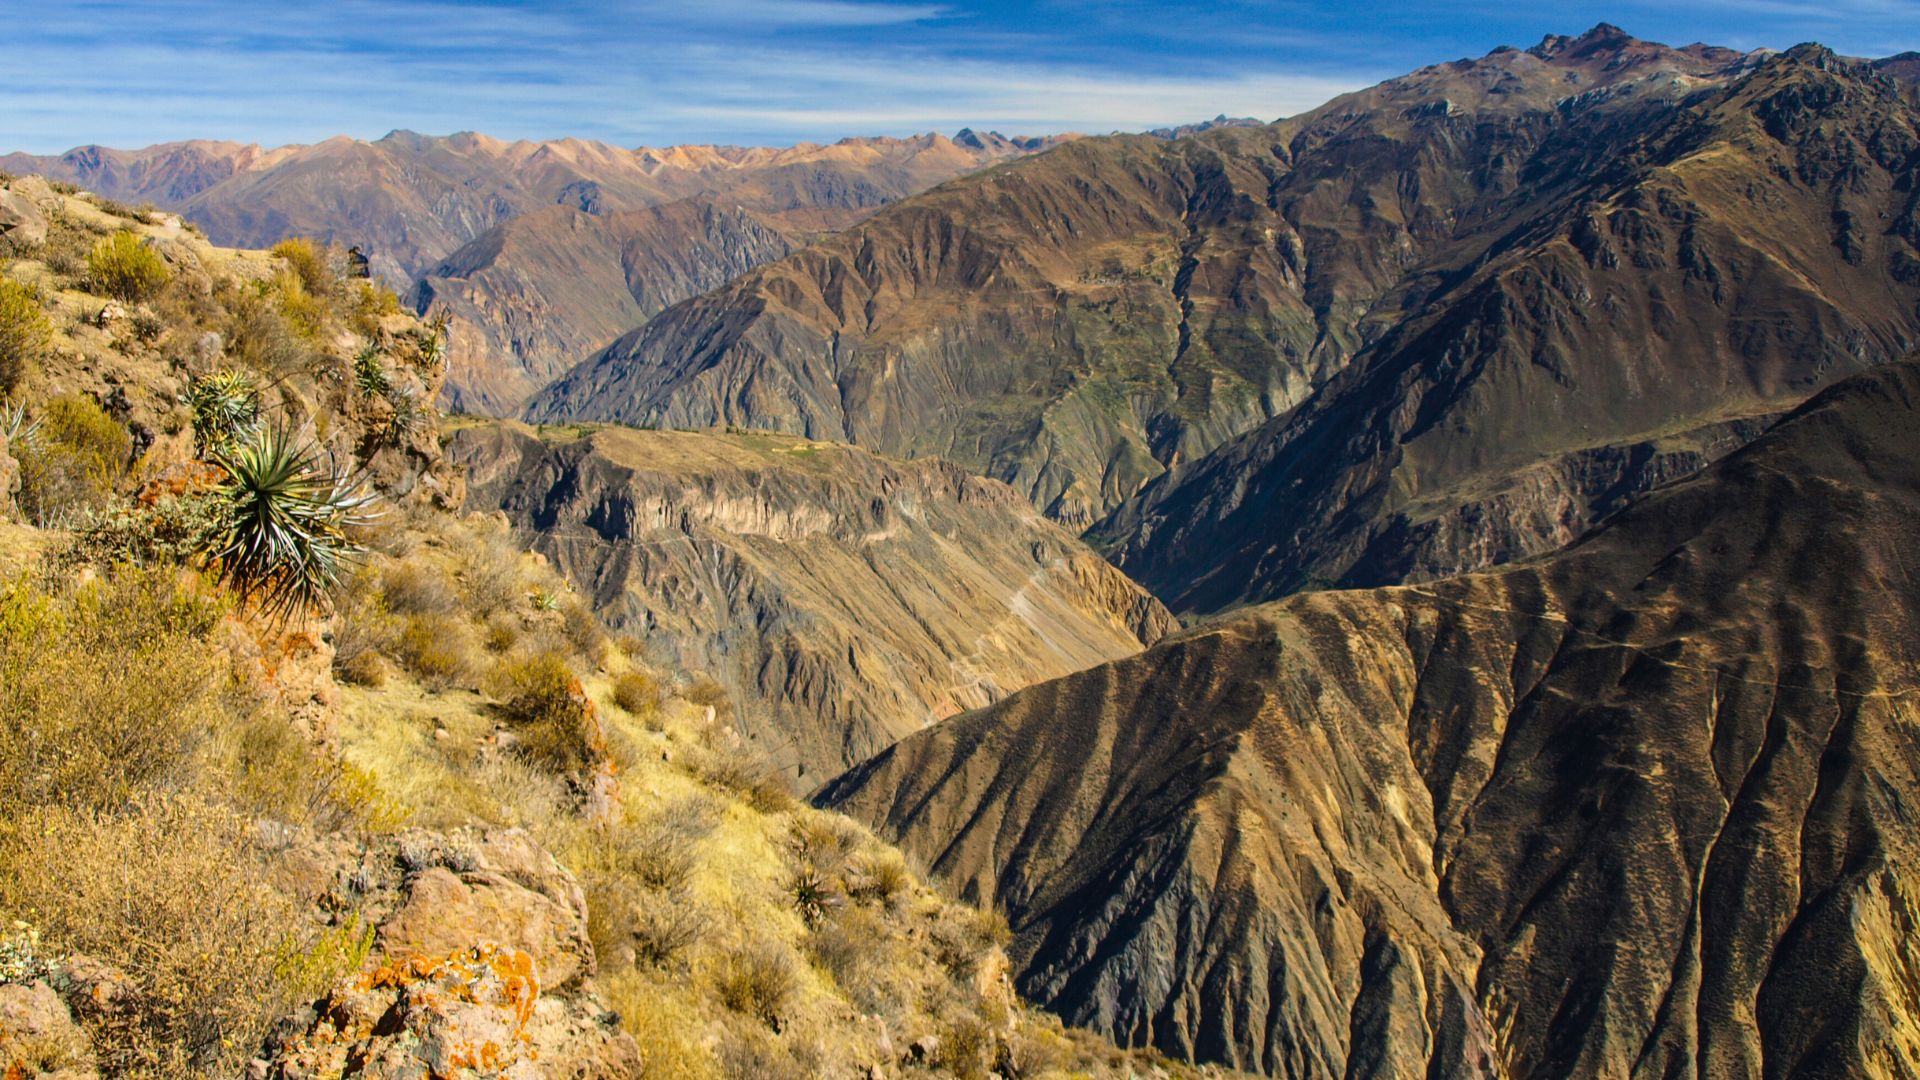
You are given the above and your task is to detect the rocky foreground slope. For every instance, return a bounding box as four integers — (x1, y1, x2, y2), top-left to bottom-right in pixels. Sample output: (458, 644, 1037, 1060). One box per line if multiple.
(824, 355, 1920, 1077)
(452, 421, 1173, 785)
(531, 29, 1920, 606)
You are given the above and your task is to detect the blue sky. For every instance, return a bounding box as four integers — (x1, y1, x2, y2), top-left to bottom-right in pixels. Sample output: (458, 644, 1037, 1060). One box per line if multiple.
(4, 0, 1917, 153)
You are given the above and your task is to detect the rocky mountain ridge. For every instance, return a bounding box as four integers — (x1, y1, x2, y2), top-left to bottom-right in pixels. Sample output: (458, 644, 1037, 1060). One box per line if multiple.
(521, 28, 1763, 523)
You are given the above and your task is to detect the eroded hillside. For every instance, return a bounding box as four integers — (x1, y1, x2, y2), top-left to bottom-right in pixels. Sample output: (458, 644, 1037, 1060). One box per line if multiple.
(451, 420, 1173, 785)
(824, 355, 1920, 1077)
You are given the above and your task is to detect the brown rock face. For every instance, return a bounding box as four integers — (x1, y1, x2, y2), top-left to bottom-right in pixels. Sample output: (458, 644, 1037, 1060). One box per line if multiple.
(0, 981, 95, 1080)
(411, 199, 801, 415)
(451, 422, 1173, 785)
(823, 357, 1920, 1077)
(259, 945, 640, 1080)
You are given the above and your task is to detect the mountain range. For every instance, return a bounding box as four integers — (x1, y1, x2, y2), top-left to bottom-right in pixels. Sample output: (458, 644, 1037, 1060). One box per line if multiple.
(528, 28, 1920, 617)
(5, 21, 1920, 1080)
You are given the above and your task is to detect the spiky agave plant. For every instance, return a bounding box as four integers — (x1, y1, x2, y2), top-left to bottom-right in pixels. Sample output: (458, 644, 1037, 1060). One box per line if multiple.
(180, 369, 261, 455)
(352, 341, 390, 398)
(209, 423, 377, 617)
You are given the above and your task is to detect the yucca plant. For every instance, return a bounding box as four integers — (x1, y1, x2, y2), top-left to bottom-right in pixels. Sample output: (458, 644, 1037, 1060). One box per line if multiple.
(180, 369, 261, 455)
(382, 382, 426, 444)
(352, 341, 390, 398)
(1, 400, 38, 448)
(417, 314, 450, 371)
(208, 424, 377, 617)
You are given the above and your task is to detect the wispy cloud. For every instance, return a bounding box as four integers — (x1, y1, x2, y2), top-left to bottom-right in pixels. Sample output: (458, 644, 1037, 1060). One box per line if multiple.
(3, 0, 1916, 153)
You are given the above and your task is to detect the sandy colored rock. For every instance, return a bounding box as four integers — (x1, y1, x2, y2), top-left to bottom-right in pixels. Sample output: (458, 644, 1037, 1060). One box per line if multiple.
(377, 829, 595, 990)
(0, 188, 46, 250)
(260, 945, 639, 1080)
(0, 982, 95, 1080)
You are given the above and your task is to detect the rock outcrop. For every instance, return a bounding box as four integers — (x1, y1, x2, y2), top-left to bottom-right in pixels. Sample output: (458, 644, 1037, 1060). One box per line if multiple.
(824, 356, 1920, 1077)
(452, 421, 1174, 784)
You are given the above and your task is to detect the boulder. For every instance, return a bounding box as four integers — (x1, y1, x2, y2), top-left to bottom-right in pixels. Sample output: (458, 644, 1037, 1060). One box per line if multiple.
(0, 189, 46, 251)
(377, 829, 595, 990)
(259, 945, 639, 1080)
(0, 980, 96, 1080)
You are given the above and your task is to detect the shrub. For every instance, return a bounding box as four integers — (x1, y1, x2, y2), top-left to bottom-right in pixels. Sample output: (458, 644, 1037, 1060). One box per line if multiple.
(71, 489, 230, 567)
(347, 280, 402, 337)
(488, 648, 600, 770)
(85, 230, 171, 300)
(12, 393, 131, 526)
(0, 569, 224, 818)
(393, 612, 476, 688)
(847, 850, 912, 908)
(225, 291, 312, 375)
(0, 795, 311, 1078)
(697, 742, 795, 814)
(208, 423, 376, 617)
(561, 596, 606, 657)
(275, 271, 328, 339)
(381, 557, 457, 615)
(0, 277, 50, 395)
(713, 941, 794, 1027)
(612, 669, 660, 717)
(270, 237, 333, 297)
(457, 530, 524, 616)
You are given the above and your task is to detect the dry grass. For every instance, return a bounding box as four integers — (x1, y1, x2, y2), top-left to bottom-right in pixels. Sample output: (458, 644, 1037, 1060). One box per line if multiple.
(713, 941, 795, 1027)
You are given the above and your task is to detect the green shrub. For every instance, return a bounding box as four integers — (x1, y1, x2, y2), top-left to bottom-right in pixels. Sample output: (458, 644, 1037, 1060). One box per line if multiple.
(12, 393, 131, 526)
(0, 277, 50, 396)
(86, 230, 171, 300)
(275, 271, 328, 339)
(270, 237, 333, 297)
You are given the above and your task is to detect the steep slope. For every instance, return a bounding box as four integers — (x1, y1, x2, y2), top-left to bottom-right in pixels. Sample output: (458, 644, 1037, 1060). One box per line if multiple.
(526, 26, 1764, 528)
(1094, 41, 1920, 611)
(450, 422, 1173, 785)
(823, 355, 1920, 1078)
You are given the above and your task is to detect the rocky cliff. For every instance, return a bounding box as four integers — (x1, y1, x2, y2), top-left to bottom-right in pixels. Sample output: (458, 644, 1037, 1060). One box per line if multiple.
(824, 355, 1920, 1077)
(451, 422, 1173, 785)
(529, 30, 1920, 609)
